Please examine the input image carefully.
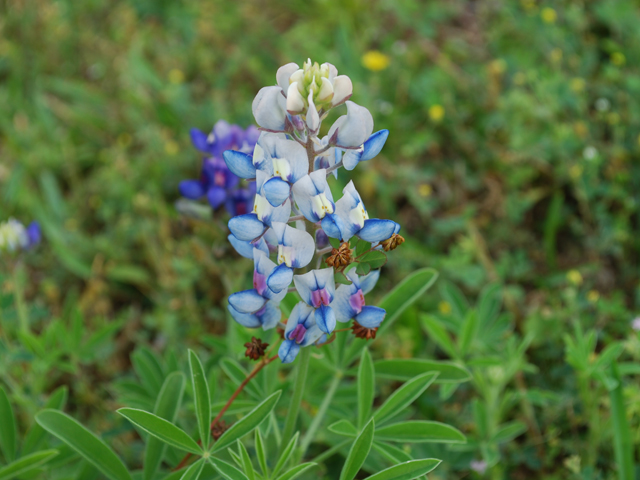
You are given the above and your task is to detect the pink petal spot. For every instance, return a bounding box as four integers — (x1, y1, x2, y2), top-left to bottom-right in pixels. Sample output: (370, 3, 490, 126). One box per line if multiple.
(349, 289, 365, 314)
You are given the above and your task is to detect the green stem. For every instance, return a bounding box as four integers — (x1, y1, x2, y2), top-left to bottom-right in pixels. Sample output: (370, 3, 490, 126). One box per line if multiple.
(299, 371, 342, 457)
(609, 362, 633, 480)
(308, 439, 350, 464)
(281, 347, 311, 451)
(12, 264, 29, 335)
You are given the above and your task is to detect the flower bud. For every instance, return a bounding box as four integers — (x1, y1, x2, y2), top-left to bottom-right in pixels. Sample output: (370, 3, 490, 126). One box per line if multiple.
(286, 82, 305, 114)
(331, 75, 353, 106)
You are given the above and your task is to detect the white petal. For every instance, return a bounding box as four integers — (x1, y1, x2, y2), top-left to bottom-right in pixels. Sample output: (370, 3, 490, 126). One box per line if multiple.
(317, 77, 334, 102)
(327, 101, 373, 148)
(331, 75, 353, 106)
(306, 93, 320, 132)
(252, 86, 287, 131)
(277, 62, 299, 92)
(286, 82, 305, 114)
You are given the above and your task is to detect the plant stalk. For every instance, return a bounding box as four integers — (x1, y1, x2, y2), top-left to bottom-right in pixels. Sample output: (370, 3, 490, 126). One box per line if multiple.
(299, 371, 342, 457)
(280, 346, 311, 452)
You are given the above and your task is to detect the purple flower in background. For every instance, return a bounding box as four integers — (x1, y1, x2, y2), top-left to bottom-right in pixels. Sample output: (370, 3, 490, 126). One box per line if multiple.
(470, 460, 488, 474)
(179, 120, 259, 215)
(632, 317, 640, 331)
(0, 219, 41, 256)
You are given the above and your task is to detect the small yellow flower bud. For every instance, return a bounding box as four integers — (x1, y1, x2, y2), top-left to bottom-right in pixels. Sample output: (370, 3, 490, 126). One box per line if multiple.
(587, 290, 600, 303)
(164, 141, 179, 156)
(429, 104, 445, 122)
(438, 301, 452, 315)
(168, 69, 185, 85)
(611, 52, 626, 66)
(541, 7, 557, 23)
(566, 269, 583, 286)
(362, 50, 390, 72)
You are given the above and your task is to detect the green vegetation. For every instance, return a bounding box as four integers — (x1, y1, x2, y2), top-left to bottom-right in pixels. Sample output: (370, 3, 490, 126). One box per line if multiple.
(1, 0, 639, 478)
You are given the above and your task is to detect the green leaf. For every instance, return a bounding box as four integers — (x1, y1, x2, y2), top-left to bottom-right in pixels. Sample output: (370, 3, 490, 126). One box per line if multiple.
(220, 358, 263, 400)
(374, 372, 439, 425)
(458, 310, 478, 356)
(328, 237, 341, 249)
(272, 431, 299, 478)
(117, 408, 201, 455)
(236, 440, 256, 480)
(358, 348, 375, 429)
(438, 281, 468, 321)
(359, 250, 387, 269)
(419, 315, 457, 358)
(179, 459, 205, 480)
(492, 421, 527, 444)
(0, 387, 17, 462)
(371, 442, 412, 464)
(328, 419, 358, 437)
(275, 462, 317, 480)
(144, 372, 186, 480)
(132, 347, 165, 398)
(210, 458, 250, 480)
(188, 350, 212, 448)
(35, 409, 132, 480)
(363, 459, 442, 480)
(356, 262, 371, 276)
(23, 386, 68, 455)
(340, 418, 375, 480)
(355, 239, 372, 257)
(254, 429, 268, 477)
(375, 359, 470, 383)
(212, 390, 282, 453)
(379, 269, 439, 333)
(477, 283, 502, 327)
(375, 421, 466, 444)
(335, 272, 353, 285)
(0, 449, 59, 480)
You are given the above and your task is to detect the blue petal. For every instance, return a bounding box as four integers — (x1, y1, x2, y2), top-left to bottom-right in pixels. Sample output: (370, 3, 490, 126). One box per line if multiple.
(355, 306, 386, 328)
(228, 235, 269, 259)
(267, 264, 293, 293)
(223, 150, 257, 179)
(331, 284, 357, 322)
(228, 305, 262, 328)
(179, 180, 206, 199)
(357, 219, 398, 243)
(279, 340, 301, 363)
(315, 305, 336, 334)
(263, 177, 291, 206)
(26, 221, 41, 248)
(228, 289, 266, 313)
(190, 128, 210, 152)
(257, 301, 281, 330)
(321, 214, 344, 240)
(362, 130, 389, 161)
(207, 186, 226, 209)
(359, 270, 380, 295)
(228, 214, 265, 241)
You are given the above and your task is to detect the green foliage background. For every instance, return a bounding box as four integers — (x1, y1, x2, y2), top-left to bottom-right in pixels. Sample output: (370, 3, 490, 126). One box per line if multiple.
(1, 0, 640, 478)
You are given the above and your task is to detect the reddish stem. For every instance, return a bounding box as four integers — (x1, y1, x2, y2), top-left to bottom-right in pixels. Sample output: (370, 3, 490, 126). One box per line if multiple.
(174, 354, 280, 471)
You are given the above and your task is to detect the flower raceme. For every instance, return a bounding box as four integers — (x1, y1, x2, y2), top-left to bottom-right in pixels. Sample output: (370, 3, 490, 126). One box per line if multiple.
(179, 120, 259, 216)
(223, 59, 403, 363)
(0, 219, 41, 256)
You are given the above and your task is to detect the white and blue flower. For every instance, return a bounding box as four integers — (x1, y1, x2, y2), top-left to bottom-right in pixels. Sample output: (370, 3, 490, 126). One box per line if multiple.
(278, 302, 325, 363)
(293, 268, 337, 335)
(332, 269, 385, 328)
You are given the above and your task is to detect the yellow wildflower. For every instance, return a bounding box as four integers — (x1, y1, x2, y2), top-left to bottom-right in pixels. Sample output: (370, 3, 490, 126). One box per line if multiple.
(429, 105, 445, 122)
(569, 165, 583, 179)
(587, 290, 600, 303)
(570, 78, 585, 93)
(611, 52, 625, 66)
(169, 68, 185, 84)
(419, 184, 432, 197)
(164, 141, 179, 156)
(361, 51, 390, 72)
(541, 7, 557, 23)
(438, 301, 452, 315)
(567, 269, 583, 286)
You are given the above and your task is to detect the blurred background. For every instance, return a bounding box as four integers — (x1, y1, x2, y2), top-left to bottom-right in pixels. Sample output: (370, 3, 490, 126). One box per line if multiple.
(1, 0, 640, 478)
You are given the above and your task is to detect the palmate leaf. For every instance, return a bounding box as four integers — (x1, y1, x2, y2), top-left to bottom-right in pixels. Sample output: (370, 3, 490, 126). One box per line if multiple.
(35, 409, 132, 480)
(179, 459, 205, 480)
(363, 459, 442, 480)
(254, 429, 268, 476)
(0, 387, 17, 462)
(0, 449, 58, 480)
(144, 372, 186, 480)
(188, 350, 212, 449)
(375, 421, 466, 444)
(211, 391, 282, 453)
(340, 418, 375, 480)
(117, 408, 202, 455)
(373, 372, 439, 425)
(236, 440, 256, 480)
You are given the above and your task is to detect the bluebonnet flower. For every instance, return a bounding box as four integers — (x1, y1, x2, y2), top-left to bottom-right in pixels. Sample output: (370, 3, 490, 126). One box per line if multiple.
(179, 120, 259, 214)
(0, 219, 41, 256)
(221, 59, 402, 362)
(321, 181, 400, 243)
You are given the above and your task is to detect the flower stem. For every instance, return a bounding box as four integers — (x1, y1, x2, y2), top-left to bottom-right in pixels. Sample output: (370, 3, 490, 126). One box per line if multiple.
(299, 370, 342, 457)
(280, 346, 311, 452)
(12, 263, 29, 335)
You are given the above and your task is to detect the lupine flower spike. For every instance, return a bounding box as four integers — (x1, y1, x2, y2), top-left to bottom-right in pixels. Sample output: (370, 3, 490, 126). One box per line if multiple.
(180, 120, 259, 216)
(0, 219, 41, 257)
(224, 59, 402, 363)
